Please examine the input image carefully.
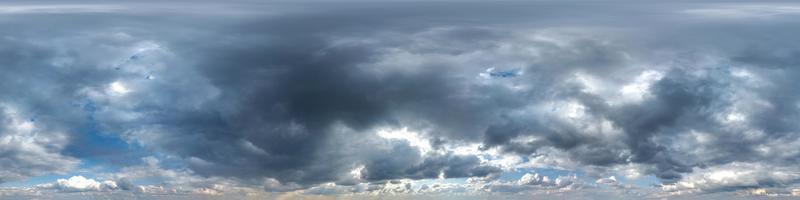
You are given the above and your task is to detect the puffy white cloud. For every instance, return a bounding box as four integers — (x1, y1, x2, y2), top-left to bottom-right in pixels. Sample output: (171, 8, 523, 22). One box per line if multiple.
(36, 176, 119, 192)
(480, 172, 584, 194)
(518, 173, 551, 186)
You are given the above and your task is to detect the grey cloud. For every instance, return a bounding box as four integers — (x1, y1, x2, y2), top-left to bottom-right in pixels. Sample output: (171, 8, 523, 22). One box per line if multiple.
(661, 162, 800, 194)
(0, 38, 85, 183)
(366, 151, 501, 181)
(0, 106, 78, 183)
(2, 1, 800, 197)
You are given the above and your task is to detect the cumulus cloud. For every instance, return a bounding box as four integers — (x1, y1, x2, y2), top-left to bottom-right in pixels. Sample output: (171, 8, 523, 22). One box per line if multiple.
(36, 176, 119, 192)
(0, 105, 78, 183)
(1, 0, 800, 199)
(477, 172, 584, 194)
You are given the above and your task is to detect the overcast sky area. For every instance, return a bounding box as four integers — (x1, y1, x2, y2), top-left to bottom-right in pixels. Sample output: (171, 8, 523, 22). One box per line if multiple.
(2, 0, 800, 199)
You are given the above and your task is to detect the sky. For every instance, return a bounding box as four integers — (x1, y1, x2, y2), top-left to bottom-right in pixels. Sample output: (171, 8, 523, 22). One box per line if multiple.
(1, 0, 800, 199)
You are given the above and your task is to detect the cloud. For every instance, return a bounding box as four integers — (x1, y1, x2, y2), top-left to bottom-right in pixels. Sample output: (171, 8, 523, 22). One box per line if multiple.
(0, 104, 78, 183)
(478, 172, 584, 194)
(2, 1, 800, 199)
(36, 176, 119, 192)
(682, 5, 800, 19)
(661, 162, 800, 195)
(0, 4, 123, 14)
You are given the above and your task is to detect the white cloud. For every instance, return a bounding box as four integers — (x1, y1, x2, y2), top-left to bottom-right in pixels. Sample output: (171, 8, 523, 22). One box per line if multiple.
(0, 4, 123, 14)
(683, 5, 800, 19)
(36, 176, 118, 192)
(377, 127, 433, 155)
(662, 162, 800, 195)
(109, 81, 131, 95)
(619, 70, 663, 103)
(518, 173, 551, 185)
(480, 172, 583, 194)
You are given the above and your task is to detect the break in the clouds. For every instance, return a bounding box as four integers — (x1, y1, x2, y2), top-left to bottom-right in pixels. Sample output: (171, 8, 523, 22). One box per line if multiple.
(1, 0, 800, 199)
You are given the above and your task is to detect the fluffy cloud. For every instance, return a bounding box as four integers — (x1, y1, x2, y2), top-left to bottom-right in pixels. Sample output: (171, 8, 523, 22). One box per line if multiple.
(469, 172, 585, 195)
(1, 1, 800, 199)
(0, 104, 78, 183)
(36, 176, 119, 192)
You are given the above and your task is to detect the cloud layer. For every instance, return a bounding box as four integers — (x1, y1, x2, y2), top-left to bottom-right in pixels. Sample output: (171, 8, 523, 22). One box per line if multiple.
(1, 0, 800, 199)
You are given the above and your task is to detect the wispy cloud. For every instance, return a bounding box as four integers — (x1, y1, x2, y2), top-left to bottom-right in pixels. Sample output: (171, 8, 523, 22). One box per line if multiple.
(0, 4, 123, 14)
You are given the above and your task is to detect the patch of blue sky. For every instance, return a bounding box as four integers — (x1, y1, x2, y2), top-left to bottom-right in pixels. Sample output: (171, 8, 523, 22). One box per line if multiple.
(500, 167, 581, 182)
(618, 174, 661, 187)
(489, 69, 520, 78)
(130, 178, 164, 186)
(481, 67, 522, 79)
(63, 99, 152, 174)
(414, 177, 469, 187)
(0, 100, 161, 188)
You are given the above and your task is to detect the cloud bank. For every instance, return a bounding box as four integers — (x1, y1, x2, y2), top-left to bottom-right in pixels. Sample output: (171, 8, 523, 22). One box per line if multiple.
(1, 0, 800, 199)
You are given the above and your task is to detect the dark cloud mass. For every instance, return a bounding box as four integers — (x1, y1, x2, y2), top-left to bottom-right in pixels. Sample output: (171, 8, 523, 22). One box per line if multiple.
(2, 0, 800, 199)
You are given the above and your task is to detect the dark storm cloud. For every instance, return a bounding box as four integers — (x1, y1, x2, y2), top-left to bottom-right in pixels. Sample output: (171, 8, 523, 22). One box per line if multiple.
(3, 1, 800, 196)
(147, 6, 632, 185)
(145, 4, 631, 184)
(608, 70, 719, 181)
(51, 2, 526, 186)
